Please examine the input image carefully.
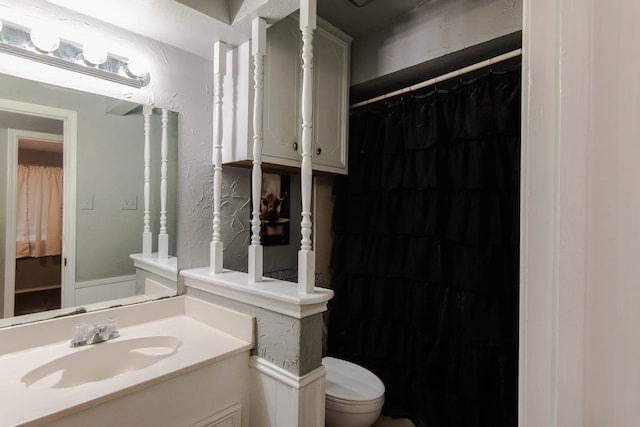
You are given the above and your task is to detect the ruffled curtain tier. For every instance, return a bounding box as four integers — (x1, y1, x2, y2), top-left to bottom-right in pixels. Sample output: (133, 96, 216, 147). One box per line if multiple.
(328, 68, 521, 427)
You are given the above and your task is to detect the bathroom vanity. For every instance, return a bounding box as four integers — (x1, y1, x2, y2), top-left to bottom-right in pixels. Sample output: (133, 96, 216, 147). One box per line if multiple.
(0, 296, 254, 427)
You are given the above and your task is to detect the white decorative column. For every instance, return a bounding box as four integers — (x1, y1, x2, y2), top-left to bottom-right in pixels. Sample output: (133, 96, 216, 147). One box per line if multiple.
(142, 104, 153, 256)
(158, 108, 169, 260)
(249, 18, 266, 284)
(211, 41, 226, 274)
(298, 0, 316, 294)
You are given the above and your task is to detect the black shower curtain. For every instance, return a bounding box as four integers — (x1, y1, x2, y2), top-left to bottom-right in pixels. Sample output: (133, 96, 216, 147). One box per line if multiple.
(327, 67, 521, 427)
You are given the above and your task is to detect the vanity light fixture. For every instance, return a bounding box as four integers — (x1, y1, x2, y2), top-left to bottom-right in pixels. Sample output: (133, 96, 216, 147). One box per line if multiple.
(0, 19, 150, 88)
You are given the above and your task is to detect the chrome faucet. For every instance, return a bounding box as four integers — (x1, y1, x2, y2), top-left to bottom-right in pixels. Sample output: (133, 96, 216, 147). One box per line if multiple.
(71, 320, 119, 347)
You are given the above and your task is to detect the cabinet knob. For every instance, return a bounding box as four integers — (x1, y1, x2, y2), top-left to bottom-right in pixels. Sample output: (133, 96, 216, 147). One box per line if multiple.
(316, 148, 322, 155)
(292, 142, 298, 151)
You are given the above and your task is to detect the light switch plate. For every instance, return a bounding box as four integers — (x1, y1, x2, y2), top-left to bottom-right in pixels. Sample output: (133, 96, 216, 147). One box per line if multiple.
(80, 194, 94, 210)
(121, 194, 138, 210)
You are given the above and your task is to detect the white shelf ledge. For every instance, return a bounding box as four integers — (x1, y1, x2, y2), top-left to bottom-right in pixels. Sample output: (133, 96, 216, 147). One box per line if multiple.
(130, 253, 178, 281)
(181, 267, 333, 319)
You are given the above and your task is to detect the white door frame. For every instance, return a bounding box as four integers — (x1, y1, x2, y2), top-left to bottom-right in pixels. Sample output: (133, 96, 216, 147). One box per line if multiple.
(2, 99, 77, 316)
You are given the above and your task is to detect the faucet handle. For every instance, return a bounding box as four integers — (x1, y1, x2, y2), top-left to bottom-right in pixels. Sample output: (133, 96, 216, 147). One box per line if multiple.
(71, 323, 88, 347)
(72, 323, 88, 339)
(104, 317, 119, 338)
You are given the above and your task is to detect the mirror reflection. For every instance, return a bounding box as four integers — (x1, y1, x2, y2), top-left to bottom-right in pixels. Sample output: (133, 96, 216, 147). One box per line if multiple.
(0, 72, 178, 327)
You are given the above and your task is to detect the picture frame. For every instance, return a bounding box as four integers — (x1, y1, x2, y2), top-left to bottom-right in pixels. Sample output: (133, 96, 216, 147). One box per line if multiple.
(257, 173, 290, 246)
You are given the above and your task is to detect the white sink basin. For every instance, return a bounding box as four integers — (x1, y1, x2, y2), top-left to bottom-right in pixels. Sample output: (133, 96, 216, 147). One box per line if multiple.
(21, 336, 182, 389)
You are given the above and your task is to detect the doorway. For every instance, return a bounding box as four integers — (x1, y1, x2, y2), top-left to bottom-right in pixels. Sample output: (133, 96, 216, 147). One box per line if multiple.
(2, 99, 77, 318)
(11, 131, 63, 316)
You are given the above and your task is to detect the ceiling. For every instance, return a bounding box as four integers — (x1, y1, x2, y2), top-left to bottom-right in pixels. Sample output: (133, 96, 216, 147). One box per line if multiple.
(168, 0, 429, 56)
(172, 0, 428, 39)
(317, 0, 431, 38)
(31, 0, 426, 60)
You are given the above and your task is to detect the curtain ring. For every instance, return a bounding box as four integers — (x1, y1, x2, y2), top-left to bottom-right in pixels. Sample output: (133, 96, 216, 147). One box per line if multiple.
(400, 89, 413, 104)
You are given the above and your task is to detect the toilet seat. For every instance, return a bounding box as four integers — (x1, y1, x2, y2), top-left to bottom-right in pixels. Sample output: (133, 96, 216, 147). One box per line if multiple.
(323, 357, 385, 403)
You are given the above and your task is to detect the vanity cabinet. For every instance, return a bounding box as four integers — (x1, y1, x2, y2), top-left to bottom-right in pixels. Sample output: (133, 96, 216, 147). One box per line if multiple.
(223, 15, 351, 175)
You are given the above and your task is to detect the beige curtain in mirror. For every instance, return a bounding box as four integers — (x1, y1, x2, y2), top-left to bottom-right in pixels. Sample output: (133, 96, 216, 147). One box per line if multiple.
(16, 165, 63, 258)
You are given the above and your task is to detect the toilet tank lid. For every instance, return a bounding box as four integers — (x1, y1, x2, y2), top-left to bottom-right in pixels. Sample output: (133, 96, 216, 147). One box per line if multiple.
(323, 357, 385, 401)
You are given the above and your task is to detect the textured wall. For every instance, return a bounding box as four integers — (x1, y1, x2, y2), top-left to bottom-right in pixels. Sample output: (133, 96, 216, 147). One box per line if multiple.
(186, 286, 323, 376)
(182, 164, 301, 275)
(351, 0, 523, 86)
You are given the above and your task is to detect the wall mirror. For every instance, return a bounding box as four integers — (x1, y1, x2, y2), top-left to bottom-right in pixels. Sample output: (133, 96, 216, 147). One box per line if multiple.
(0, 72, 178, 327)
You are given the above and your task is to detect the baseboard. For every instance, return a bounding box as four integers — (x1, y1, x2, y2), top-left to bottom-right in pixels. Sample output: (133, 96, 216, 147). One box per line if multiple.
(249, 356, 325, 427)
(74, 275, 136, 306)
(75, 274, 136, 289)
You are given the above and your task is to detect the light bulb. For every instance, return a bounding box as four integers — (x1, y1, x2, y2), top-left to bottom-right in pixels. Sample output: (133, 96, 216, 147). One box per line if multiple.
(30, 26, 59, 53)
(126, 58, 149, 78)
(30, 25, 59, 53)
(82, 42, 108, 66)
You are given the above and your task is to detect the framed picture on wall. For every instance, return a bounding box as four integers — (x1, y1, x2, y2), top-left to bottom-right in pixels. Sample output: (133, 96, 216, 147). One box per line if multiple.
(257, 173, 290, 246)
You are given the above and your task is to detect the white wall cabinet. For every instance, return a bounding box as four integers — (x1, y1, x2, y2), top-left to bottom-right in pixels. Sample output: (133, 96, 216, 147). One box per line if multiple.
(223, 15, 351, 175)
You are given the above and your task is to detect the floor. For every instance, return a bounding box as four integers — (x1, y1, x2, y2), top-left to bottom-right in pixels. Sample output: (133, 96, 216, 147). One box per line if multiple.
(373, 415, 416, 427)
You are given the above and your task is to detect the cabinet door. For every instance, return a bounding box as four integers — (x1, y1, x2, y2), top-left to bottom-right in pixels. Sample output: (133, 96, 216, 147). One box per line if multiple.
(190, 403, 241, 427)
(312, 25, 349, 171)
(263, 17, 301, 163)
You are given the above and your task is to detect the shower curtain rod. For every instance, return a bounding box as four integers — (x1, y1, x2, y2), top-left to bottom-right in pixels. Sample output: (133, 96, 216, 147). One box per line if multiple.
(350, 48, 522, 108)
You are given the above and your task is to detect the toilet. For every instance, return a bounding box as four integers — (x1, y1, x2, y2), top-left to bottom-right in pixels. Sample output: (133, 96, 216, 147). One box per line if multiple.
(323, 357, 385, 427)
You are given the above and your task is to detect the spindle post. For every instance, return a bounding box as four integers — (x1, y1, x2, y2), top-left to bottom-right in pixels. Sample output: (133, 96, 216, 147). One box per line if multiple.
(298, 0, 316, 294)
(142, 104, 153, 256)
(211, 41, 226, 274)
(249, 18, 267, 283)
(158, 108, 169, 260)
